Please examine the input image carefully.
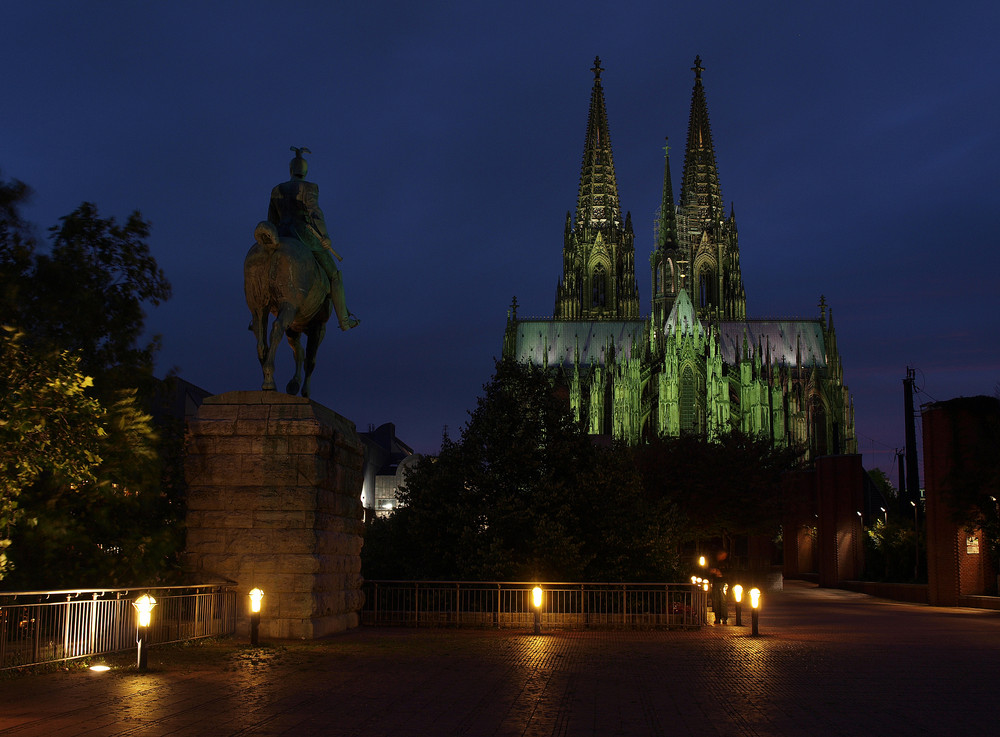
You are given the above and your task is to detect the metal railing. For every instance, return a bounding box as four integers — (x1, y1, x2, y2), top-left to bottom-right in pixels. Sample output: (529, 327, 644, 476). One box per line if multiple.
(362, 581, 707, 629)
(0, 584, 237, 671)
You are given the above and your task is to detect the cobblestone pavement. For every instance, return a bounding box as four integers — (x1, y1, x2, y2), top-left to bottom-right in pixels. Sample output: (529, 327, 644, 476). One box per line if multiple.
(3, 581, 999, 736)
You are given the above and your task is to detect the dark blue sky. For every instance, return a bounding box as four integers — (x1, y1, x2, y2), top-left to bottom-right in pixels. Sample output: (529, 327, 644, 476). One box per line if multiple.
(4, 2, 998, 481)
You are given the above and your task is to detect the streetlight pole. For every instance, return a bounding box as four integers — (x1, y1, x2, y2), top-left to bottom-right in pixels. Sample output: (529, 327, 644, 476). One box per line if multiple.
(911, 500, 919, 581)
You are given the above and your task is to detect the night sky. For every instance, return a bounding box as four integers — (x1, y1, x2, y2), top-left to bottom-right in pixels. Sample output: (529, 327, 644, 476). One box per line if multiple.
(4, 2, 998, 482)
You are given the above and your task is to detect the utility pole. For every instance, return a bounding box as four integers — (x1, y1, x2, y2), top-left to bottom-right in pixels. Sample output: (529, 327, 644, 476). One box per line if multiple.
(903, 368, 920, 505)
(896, 448, 906, 507)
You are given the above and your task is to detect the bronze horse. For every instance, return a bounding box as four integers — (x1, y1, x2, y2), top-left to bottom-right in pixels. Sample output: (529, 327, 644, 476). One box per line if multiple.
(244, 221, 332, 397)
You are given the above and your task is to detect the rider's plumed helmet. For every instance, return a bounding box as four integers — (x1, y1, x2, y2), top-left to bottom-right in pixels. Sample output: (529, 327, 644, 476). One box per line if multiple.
(289, 146, 311, 179)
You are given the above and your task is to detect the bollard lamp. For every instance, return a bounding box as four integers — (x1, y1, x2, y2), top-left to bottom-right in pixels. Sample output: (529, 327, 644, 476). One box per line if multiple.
(249, 588, 264, 646)
(532, 586, 543, 635)
(749, 587, 761, 635)
(134, 594, 156, 628)
(733, 584, 744, 626)
(133, 594, 157, 671)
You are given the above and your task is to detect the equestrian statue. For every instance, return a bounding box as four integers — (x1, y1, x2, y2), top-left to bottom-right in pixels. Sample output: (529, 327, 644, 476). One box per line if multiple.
(244, 147, 359, 397)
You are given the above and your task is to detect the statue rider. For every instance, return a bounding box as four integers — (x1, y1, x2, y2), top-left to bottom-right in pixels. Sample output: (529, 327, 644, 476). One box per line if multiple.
(268, 147, 360, 331)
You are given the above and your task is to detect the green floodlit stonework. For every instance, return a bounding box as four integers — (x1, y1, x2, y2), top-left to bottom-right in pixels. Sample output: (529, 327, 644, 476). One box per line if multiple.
(502, 56, 855, 459)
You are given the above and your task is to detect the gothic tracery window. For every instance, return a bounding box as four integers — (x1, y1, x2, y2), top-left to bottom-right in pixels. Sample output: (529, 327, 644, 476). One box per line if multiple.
(698, 267, 716, 309)
(592, 264, 607, 308)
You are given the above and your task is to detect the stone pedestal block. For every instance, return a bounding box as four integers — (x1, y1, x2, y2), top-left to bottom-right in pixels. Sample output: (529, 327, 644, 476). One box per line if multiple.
(184, 391, 365, 638)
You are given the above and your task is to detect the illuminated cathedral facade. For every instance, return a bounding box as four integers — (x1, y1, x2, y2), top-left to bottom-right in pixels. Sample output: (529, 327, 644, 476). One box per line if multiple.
(502, 57, 855, 460)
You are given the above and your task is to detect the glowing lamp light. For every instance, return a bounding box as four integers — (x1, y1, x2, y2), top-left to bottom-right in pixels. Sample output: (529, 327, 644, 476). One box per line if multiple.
(702, 580, 709, 592)
(249, 588, 264, 614)
(749, 588, 761, 609)
(733, 584, 743, 603)
(691, 575, 698, 584)
(698, 556, 707, 568)
(89, 664, 111, 672)
(134, 594, 157, 628)
(531, 586, 543, 635)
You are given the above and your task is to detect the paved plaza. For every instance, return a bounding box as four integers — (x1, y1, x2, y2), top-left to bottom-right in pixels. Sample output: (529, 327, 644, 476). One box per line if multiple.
(2, 580, 999, 736)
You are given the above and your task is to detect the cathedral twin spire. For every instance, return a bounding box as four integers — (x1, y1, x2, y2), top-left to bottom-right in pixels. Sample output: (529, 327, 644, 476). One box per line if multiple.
(575, 57, 623, 230)
(556, 55, 744, 324)
(555, 57, 639, 320)
(679, 56, 724, 220)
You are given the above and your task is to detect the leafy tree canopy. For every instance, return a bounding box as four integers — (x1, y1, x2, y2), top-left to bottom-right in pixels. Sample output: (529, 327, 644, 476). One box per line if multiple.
(30, 202, 170, 394)
(366, 359, 683, 582)
(0, 172, 180, 588)
(632, 431, 802, 553)
(0, 327, 105, 580)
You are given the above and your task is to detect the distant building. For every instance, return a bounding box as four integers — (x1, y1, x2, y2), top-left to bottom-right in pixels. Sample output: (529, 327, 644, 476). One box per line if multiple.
(150, 375, 213, 425)
(360, 423, 420, 518)
(502, 57, 854, 459)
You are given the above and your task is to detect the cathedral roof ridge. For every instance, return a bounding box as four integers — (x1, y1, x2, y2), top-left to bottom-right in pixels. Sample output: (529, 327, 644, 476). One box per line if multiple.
(721, 316, 823, 324)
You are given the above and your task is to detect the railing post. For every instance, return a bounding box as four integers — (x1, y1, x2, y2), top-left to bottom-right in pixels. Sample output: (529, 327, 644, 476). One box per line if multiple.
(414, 583, 419, 626)
(31, 607, 41, 663)
(62, 596, 72, 659)
(495, 584, 501, 629)
(194, 594, 200, 638)
(0, 607, 7, 667)
(89, 594, 98, 656)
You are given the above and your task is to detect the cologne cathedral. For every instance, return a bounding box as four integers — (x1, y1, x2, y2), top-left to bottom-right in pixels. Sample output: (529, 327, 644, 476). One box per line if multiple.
(502, 57, 855, 460)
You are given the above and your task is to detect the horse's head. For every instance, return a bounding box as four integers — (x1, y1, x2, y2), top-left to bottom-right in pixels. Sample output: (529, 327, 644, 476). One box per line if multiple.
(253, 221, 281, 251)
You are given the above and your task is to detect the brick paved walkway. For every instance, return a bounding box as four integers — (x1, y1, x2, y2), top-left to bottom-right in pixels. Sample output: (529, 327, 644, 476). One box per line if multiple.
(2, 580, 999, 736)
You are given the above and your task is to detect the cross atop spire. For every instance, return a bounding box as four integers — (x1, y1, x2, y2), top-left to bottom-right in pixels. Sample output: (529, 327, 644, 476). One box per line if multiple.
(592, 56, 603, 80)
(691, 56, 704, 81)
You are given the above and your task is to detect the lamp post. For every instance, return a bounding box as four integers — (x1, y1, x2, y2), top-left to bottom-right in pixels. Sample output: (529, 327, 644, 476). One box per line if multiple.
(911, 500, 919, 581)
(248, 588, 263, 646)
(532, 586, 543, 635)
(733, 584, 743, 626)
(749, 588, 761, 636)
(133, 594, 156, 672)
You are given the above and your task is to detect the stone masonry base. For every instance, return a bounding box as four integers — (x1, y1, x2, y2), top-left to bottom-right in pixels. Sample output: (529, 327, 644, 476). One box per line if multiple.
(184, 391, 365, 638)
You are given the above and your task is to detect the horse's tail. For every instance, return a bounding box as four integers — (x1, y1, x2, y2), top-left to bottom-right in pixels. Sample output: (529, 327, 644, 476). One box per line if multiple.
(254, 221, 280, 250)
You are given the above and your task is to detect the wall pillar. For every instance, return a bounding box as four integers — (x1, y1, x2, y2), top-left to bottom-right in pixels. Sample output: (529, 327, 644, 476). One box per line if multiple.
(922, 398, 999, 605)
(815, 454, 865, 586)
